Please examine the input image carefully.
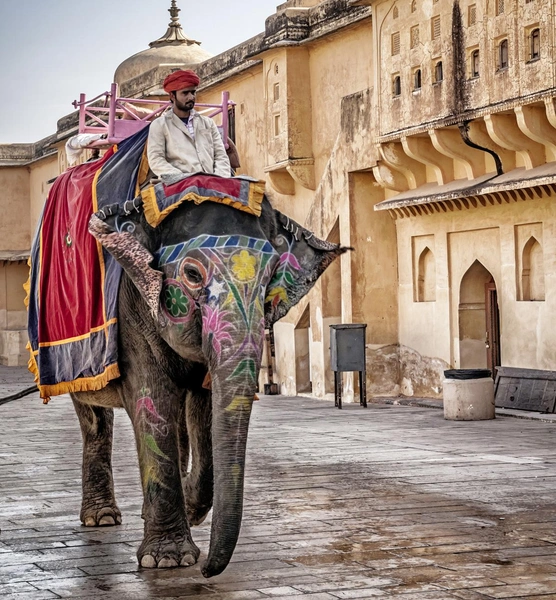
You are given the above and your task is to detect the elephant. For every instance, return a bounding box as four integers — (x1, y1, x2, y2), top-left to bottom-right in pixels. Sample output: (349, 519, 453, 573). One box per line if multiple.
(69, 194, 346, 578)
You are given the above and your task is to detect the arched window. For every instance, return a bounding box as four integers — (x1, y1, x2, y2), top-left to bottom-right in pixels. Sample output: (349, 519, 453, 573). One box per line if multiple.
(434, 61, 443, 82)
(417, 247, 436, 302)
(393, 5, 399, 19)
(530, 28, 540, 60)
(471, 49, 480, 77)
(498, 39, 509, 70)
(392, 75, 401, 96)
(411, 0, 417, 12)
(413, 68, 422, 90)
(522, 237, 545, 301)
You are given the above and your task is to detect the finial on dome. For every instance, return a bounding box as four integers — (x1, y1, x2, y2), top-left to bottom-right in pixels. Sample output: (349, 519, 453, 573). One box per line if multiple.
(149, 0, 201, 47)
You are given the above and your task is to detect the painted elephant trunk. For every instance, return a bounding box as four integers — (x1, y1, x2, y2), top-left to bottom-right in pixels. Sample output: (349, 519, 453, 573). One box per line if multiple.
(201, 370, 255, 578)
(197, 243, 271, 577)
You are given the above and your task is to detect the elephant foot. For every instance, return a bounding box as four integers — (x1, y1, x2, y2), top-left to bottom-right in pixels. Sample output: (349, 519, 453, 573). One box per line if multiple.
(81, 503, 122, 527)
(138, 531, 200, 569)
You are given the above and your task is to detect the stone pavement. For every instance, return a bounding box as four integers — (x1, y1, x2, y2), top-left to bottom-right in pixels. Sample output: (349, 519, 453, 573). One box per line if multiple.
(2, 366, 556, 599)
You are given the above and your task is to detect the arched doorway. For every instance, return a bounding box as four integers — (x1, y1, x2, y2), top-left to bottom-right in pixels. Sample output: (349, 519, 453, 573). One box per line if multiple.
(458, 260, 500, 374)
(322, 218, 342, 394)
(295, 305, 312, 393)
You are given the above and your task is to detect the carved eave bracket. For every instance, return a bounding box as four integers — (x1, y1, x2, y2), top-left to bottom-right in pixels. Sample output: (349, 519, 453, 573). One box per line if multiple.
(265, 158, 315, 195)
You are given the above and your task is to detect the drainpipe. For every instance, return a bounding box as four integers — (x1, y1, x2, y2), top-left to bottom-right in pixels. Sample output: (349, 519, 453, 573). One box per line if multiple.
(458, 120, 504, 176)
(452, 1, 504, 177)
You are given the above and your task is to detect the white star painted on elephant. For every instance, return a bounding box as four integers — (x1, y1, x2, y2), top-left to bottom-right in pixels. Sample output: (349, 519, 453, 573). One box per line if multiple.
(208, 279, 227, 300)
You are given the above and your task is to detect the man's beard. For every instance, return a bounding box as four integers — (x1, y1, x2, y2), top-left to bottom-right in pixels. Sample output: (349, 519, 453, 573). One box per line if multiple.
(176, 99, 195, 113)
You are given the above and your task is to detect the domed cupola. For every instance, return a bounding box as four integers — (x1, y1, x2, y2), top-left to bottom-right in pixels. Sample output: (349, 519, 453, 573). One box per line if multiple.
(114, 0, 212, 86)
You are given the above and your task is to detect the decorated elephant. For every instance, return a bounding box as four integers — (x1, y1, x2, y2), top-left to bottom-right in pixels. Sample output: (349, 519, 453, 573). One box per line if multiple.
(66, 189, 346, 578)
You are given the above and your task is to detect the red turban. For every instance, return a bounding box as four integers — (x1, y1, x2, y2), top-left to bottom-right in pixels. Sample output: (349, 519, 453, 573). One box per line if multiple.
(163, 70, 200, 93)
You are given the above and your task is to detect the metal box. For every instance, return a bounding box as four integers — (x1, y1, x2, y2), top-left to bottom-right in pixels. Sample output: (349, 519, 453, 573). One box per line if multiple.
(330, 324, 367, 372)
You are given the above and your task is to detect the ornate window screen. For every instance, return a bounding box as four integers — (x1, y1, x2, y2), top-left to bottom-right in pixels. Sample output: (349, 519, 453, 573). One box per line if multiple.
(411, 25, 420, 49)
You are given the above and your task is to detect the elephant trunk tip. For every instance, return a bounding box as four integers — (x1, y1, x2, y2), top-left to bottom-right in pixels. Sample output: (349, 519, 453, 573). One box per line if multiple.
(201, 557, 228, 579)
(202, 537, 240, 578)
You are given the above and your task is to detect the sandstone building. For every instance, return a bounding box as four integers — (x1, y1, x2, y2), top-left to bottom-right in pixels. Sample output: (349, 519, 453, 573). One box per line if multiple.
(1, 0, 555, 404)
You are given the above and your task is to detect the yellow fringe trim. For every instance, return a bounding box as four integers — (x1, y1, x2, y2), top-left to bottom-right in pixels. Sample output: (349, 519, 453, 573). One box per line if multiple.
(36, 363, 121, 403)
(136, 145, 151, 196)
(91, 162, 111, 334)
(141, 180, 266, 228)
(248, 181, 266, 216)
(141, 186, 159, 225)
(24, 255, 35, 379)
(27, 342, 40, 385)
(23, 261, 31, 309)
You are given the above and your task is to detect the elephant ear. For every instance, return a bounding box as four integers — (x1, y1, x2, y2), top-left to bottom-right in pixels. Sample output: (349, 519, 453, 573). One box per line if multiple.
(265, 210, 350, 327)
(89, 210, 164, 323)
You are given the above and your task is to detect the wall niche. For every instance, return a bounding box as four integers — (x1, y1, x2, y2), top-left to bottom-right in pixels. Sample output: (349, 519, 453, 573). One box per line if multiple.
(412, 234, 436, 302)
(515, 223, 545, 301)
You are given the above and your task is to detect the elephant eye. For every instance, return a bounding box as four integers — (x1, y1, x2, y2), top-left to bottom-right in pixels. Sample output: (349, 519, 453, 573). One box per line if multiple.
(184, 267, 203, 284)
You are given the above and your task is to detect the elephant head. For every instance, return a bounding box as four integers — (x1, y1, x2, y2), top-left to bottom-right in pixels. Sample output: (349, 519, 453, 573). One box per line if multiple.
(89, 196, 347, 577)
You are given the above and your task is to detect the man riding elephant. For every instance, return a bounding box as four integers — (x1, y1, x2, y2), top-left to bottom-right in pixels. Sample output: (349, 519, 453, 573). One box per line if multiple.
(147, 70, 232, 179)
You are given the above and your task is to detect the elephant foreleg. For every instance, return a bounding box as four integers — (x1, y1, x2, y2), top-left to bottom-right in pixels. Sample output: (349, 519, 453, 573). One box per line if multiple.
(72, 400, 122, 527)
(183, 388, 213, 526)
(129, 379, 200, 569)
(178, 400, 190, 485)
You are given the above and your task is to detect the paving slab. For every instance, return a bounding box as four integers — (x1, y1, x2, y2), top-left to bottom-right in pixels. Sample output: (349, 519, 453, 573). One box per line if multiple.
(2, 365, 556, 598)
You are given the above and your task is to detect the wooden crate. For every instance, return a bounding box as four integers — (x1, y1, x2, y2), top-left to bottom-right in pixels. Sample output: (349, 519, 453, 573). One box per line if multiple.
(495, 367, 556, 412)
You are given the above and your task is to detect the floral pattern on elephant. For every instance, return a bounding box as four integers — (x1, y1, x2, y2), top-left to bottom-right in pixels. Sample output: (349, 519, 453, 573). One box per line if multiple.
(265, 235, 302, 309)
(157, 235, 279, 376)
(162, 279, 194, 323)
(231, 250, 258, 282)
(136, 387, 170, 497)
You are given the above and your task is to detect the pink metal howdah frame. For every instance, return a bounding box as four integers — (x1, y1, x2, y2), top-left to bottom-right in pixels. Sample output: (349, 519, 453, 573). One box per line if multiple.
(73, 83, 234, 148)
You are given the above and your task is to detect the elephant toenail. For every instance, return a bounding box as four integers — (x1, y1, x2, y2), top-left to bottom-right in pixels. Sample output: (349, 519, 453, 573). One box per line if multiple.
(158, 557, 178, 568)
(141, 555, 157, 568)
(84, 517, 96, 527)
(99, 516, 116, 526)
(180, 553, 196, 566)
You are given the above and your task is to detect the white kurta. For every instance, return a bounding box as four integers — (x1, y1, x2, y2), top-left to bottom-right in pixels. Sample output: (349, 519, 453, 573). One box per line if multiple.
(147, 110, 231, 178)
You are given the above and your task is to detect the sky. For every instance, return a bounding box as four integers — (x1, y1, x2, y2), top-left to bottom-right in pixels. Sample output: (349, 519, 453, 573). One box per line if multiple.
(0, 0, 280, 143)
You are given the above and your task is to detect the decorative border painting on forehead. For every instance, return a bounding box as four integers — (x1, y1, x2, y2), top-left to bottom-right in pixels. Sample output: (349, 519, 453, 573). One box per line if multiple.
(141, 174, 266, 227)
(157, 235, 277, 267)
